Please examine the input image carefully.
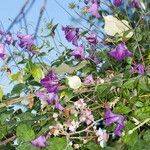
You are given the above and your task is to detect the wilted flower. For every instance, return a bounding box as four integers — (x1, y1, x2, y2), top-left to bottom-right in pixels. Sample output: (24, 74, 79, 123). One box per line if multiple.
(0, 43, 5, 59)
(17, 33, 34, 50)
(105, 107, 125, 136)
(62, 26, 79, 46)
(129, 0, 140, 9)
(103, 15, 133, 39)
(32, 135, 47, 148)
(113, 0, 122, 7)
(80, 108, 94, 125)
(70, 45, 85, 59)
(88, 1, 100, 18)
(130, 64, 145, 75)
(95, 128, 109, 148)
(67, 76, 82, 90)
(41, 70, 59, 93)
(83, 74, 94, 85)
(109, 43, 132, 61)
(86, 33, 98, 45)
(36, 92, 64, 111)
(74, 99, 87, 109)
(65, 120, 79, 132)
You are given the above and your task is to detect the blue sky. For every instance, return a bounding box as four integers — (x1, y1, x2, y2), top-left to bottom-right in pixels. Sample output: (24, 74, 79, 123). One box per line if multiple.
(0, 0, 74, 30)
(0, 0, 78, 93)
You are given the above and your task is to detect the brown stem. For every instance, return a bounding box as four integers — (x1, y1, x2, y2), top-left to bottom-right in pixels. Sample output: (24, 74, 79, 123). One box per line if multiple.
(0, 135, 16, 145)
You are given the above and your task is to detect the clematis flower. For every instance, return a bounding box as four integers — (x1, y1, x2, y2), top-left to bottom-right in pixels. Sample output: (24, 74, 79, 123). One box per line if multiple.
(17, 33, 34, 50)
(129, 0, 140, 9)
(109, 43, 132, 61)
(62, 26, 79, 46)
(0, 43, 5, 59)
(86, 33, 98, 45)
(36, 92, 64, 111)
(41, 70, 59, 93)
(70, 45, 85, 59)
(32, 135, 47, 148)
(67, 76, 82, 90)
(80, 108, 94, 125)
(74, 99, 87, 109)
(103, 15, 133, 39)
(113, 0, 122, 7)
(88, 1, 100, 18)
(83, 74, 94, 85)
(105, 107, 125, 136)
(130, 64, 145, 75)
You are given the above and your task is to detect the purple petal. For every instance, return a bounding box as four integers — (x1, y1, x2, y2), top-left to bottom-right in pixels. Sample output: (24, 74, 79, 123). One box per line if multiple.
(32, 136, 47, 148)
(109, 43, 132, 61)
(113, 0, 122, 7)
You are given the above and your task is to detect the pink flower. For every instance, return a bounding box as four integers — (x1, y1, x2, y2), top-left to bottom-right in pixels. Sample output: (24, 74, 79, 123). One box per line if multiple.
(32, 136, 47, 148)
(84, 74, 94, 85)
(88, 1, 100, 18)
(17, 33, 34, 50)
(70, 45, 85, 60)
(80, 109, 94, 125)
(74, 99, 87, 109)
(62, 26, 79, 46)
(130, 64, 145, 75)
(86, 33, 98, 45)
(0, 43, 5, 59)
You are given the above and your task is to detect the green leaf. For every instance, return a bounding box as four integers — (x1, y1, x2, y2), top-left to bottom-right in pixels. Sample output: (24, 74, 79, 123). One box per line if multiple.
(143, 130, 150, 142)
(123, 77, 137, 89)
(134, 106, 150, 120)
(11, 83, 25, 95)
(16, 124, 35, 142)
(96, 84, 111, 98)
(47, 137, 67, 150)
(0, 125, 7, 140)
(128, 139, 150, 150)
(85, 141, 102, 150)
(31, 64, 44, 82)
(17, 142, 37, 150)
(113, 105, 131, 114)
(122, 122, 139, 146)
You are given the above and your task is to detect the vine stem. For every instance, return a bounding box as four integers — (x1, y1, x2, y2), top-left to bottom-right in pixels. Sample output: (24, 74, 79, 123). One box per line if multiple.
(128, 118, 150, 135)
(0, 135, 16, 145)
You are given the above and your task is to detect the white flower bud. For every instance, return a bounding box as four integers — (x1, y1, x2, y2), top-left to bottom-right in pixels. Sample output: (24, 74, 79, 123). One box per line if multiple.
(67, 76, 82, 89)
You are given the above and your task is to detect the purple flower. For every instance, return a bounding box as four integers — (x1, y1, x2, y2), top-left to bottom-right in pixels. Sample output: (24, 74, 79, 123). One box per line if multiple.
(17, 33, 34, 50)
(32, 135, 47, 148)
(105, 107, 125, 136)
(87, 55, 100, 64)
(0, 43, 5, 59)
(70, 45, 85, 60)
(84, 74, 94, 84)
(0, 30, 6, 36)
(41, 70, 59, 93)
(113, 0, 122, 7)
(5, 33, 12, 45)
(129, 0, 140, 9)
(130, 64, 145, 75)
(109, 43, 132, 61)
(88, 1, 100, 18)
(86, 33, 98, 45)
(62, 26, 79, 46)
(36, 92, 64, 111)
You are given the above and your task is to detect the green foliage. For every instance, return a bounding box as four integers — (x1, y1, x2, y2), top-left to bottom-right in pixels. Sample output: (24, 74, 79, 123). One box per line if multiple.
(16, 124, 35, 142)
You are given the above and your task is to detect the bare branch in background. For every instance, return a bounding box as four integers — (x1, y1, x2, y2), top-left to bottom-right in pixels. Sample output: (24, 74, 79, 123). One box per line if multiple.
(34, 0, 47, 42)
